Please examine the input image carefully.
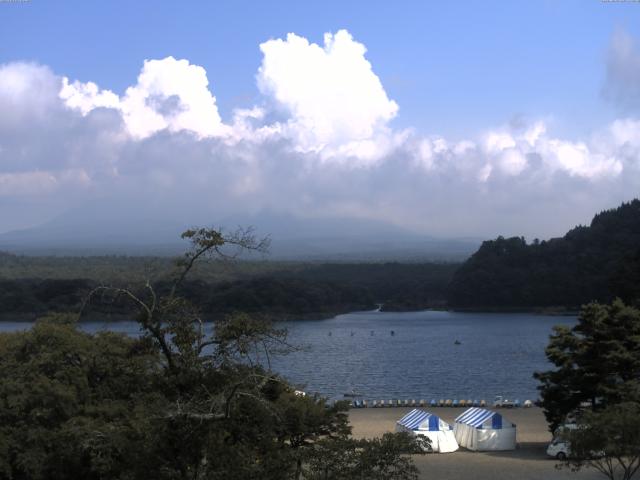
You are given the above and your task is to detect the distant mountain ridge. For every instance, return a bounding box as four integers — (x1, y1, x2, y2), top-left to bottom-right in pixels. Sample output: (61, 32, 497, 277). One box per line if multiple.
(0, 207, 480, 261)
(447, 199, 640, 308)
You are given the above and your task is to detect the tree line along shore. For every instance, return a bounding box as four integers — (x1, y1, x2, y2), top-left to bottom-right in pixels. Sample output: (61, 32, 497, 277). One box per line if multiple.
(1, 199, 639, 320)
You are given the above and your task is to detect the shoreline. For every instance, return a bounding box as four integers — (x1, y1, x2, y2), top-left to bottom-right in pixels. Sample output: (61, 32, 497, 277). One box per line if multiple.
(0, 306, 579, 323)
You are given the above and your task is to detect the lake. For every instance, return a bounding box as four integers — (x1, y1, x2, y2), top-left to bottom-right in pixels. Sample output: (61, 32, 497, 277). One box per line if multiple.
(0, 310, 574, 403)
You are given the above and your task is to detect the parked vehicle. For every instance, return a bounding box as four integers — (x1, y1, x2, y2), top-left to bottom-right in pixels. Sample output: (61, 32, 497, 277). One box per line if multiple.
(546, 438, 570, 460)
(547, 424, 578, 460)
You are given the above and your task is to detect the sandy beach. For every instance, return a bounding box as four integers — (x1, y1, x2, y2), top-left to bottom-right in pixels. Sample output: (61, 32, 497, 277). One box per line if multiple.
(348, 407, 602, 480)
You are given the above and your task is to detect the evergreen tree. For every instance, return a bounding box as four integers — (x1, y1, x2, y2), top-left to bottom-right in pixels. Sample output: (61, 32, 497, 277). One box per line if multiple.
(535, 300, 640, 432)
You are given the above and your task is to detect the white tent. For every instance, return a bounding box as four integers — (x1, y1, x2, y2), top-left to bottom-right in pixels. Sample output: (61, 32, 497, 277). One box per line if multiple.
(453, 407, 516, 451)
(395, 409, 459, 453)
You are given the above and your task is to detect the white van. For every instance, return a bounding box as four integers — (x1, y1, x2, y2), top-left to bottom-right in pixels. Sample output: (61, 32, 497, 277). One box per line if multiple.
(547, 424, 577, 460)
(546, 438, 570, 459)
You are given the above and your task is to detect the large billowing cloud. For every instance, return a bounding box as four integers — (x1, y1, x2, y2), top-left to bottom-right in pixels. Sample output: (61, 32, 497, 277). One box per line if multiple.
(60, 56, 227, 139)
(256, 30, 398, 162)
(0, 29, 639, 239)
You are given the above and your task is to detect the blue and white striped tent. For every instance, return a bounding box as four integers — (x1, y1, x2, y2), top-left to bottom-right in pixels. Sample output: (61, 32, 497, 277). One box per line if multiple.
(453, 407, 516, 451)
(455, 407, 504, 429)
(396, 409, 458, 453)
(398, 409, 449, 431)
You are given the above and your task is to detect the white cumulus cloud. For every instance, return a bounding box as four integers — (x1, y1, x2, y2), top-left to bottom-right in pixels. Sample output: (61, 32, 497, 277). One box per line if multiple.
(60, 56, 228, 139)
(257, 30, 399, 161)
(60, 78, 120, 115)
(1, 29, 640, 239)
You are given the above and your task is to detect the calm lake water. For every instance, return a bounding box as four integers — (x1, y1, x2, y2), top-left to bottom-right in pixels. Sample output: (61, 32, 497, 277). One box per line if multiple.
(0, 310, 575, 402)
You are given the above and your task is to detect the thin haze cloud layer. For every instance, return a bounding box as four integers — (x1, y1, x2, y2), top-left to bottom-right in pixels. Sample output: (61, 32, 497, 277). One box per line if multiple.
(1, 29, 639, 238)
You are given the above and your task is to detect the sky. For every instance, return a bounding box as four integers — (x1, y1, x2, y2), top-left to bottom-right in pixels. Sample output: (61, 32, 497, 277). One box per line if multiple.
(1, 0, 640, 241)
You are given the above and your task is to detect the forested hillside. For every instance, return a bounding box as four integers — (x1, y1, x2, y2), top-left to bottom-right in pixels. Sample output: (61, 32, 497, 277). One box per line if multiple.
(447, 199, 640, 308)
(0, 259, 458, 319)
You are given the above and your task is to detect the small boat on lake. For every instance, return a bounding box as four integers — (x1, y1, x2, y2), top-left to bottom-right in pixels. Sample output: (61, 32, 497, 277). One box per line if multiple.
(343, 389, 362, 398)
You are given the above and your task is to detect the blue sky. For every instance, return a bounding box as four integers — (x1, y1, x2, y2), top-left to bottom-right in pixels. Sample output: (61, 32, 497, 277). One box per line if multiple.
(2, 0, 638, 139)
(1, 1, 640, 240)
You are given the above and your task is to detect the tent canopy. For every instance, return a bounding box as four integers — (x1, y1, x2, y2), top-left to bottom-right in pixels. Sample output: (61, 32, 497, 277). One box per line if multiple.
(454, 407, 516, 451)
(397, 409, 459, 453)
(455, 407, 507, 429)
(397, 409, 449, 431)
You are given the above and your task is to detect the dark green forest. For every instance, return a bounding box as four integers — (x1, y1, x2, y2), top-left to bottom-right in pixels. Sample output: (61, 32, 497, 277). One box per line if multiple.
(448, 199, 640, 309)
(0, 257, 458, 320)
